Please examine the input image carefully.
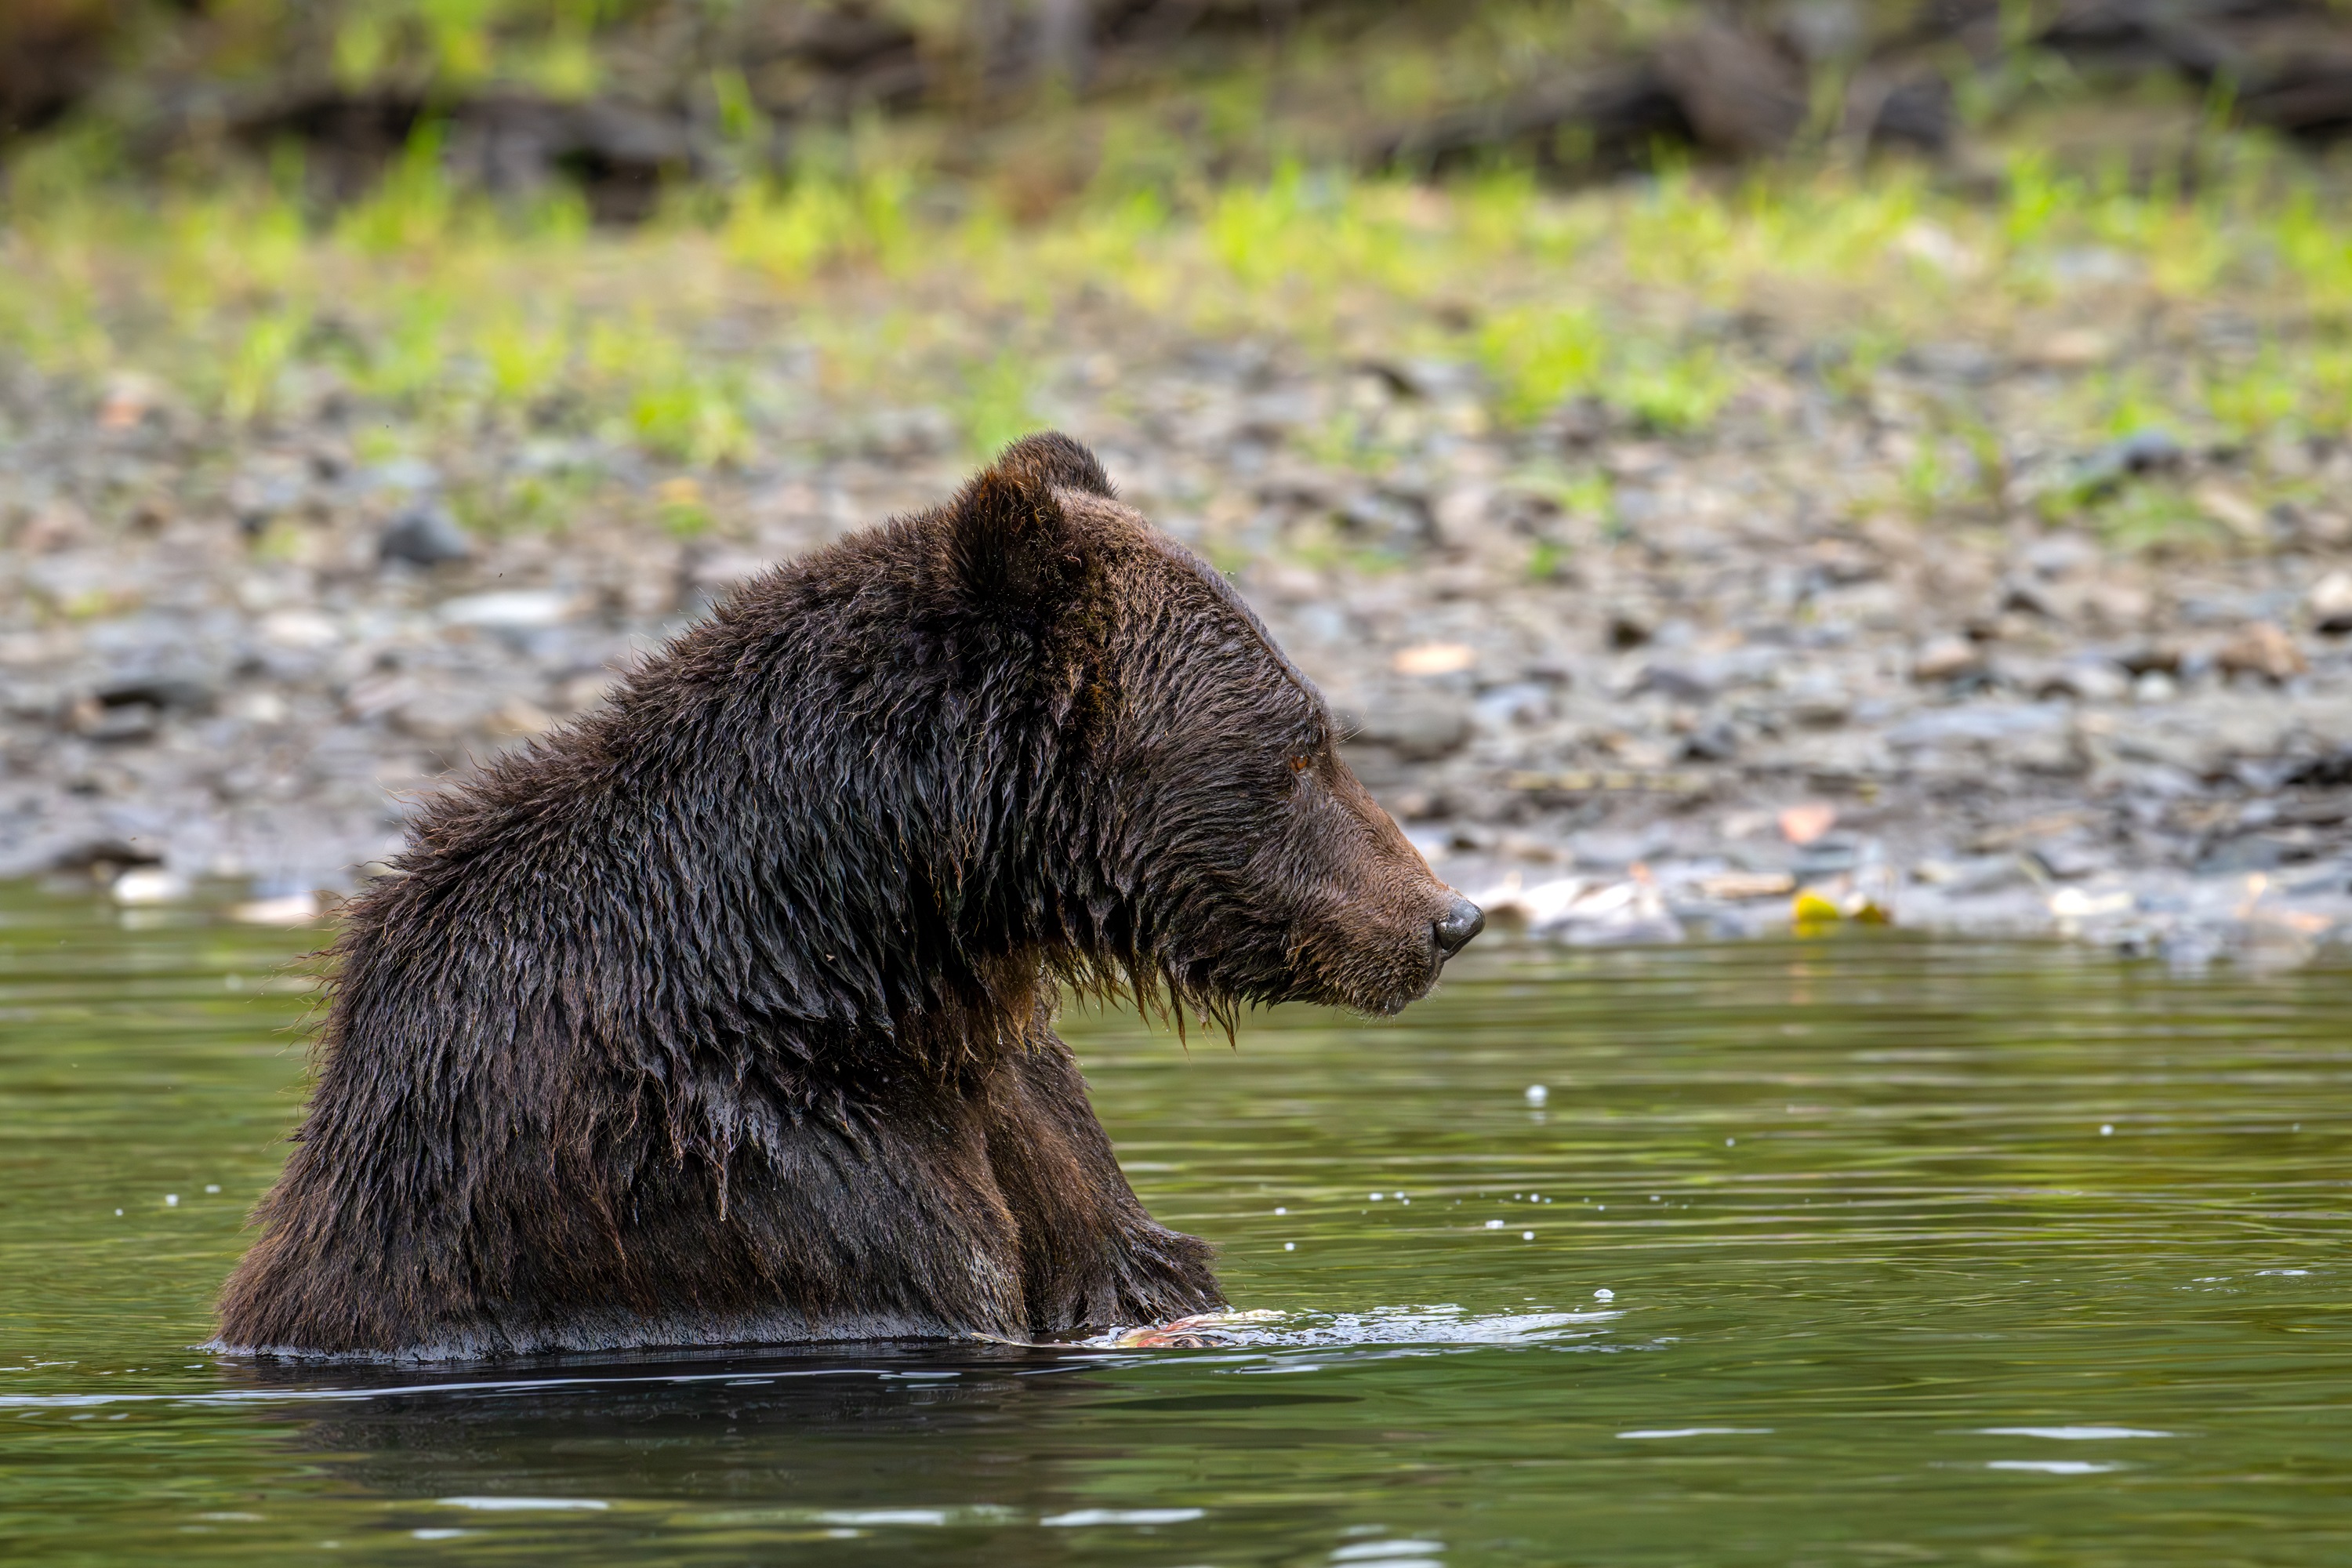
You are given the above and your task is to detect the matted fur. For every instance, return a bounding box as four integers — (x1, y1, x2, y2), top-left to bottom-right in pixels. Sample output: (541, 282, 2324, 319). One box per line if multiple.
(214, 434, 1475, 1359)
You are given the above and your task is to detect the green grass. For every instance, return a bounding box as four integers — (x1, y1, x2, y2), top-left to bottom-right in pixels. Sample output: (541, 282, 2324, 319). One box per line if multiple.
(4, 118, 2351, 548)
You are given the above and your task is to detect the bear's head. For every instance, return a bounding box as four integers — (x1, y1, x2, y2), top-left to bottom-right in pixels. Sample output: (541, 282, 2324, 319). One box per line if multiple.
(917, 432, 1483, 1018)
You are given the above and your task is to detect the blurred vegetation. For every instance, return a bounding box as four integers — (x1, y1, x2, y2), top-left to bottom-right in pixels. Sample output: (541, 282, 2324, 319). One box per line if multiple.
(2, 2, 2351, 553)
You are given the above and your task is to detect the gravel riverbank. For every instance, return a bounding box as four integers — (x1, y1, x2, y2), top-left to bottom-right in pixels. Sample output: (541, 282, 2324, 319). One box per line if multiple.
(8, 327, 2352, 966)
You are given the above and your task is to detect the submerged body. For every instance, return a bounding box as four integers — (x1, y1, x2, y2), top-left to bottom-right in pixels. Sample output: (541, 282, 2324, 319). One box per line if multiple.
(215, 434, 1480, 1359)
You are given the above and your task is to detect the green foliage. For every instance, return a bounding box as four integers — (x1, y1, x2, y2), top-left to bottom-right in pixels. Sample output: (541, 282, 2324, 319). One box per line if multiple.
(221, 306, 310, 423)
(723, 165, 913, 281)
(654, 476, 714, 537)
(1476, 304, 1606, 426)
(1475, 306, 1726, 434)
(2202, 348, 2302, 443)
(1614, 343, 1730, 434)
(2096, 483, 2229, 554)
(347, 288, 452, 408)
(5, 102, 2352, 524)
(334, 124, 459, 254)
(957, 351, 1042, 460)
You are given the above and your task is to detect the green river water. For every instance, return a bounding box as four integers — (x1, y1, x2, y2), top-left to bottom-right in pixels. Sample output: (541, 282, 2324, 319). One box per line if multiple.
(1, 881, 2347, 1566)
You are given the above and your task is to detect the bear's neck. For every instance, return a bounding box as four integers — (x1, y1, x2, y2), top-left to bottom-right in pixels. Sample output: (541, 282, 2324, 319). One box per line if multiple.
(558, 644, 1092, 1071)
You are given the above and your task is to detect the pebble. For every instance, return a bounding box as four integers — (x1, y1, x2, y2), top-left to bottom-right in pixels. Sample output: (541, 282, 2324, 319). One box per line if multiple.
(2310, 571, 2352, 635)
(2217, 621, 2307, 682)
(440, 590, 575, 630)
(379, 504, 474, 567)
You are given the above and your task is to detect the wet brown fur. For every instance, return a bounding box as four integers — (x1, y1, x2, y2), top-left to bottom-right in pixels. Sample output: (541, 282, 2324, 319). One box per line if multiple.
(214, 434, 1472, 1359)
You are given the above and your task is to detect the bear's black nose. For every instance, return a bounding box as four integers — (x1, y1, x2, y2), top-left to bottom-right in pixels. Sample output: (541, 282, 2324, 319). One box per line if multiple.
(1433, 895, 1485, 959)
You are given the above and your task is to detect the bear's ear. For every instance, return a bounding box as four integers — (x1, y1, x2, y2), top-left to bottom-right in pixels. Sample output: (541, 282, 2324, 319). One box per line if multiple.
(991, 430, 1115, 498)
(925, 433, 1107, 632)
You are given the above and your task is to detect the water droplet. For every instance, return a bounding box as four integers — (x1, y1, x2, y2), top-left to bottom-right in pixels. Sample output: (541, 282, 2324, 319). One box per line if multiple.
(1525, 1084, 1548, 1105)
(2100, 1124, 2114, 1136)
(204, 1184, 220, 1194)
(1523, 1231, 1534, 1240)
(1594, 1287, 1615, 1301)
(1725, 1138, 1737, 1147)
(1485, 1218, 1504, 1229)
(1274, 1207, 1286, 1215)
(164, 1194, 178, 1207)
(1283, 1242, 1295, 1251)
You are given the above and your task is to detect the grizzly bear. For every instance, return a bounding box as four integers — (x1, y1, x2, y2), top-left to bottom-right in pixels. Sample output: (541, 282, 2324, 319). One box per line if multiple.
(214, 433, 1483, 1359)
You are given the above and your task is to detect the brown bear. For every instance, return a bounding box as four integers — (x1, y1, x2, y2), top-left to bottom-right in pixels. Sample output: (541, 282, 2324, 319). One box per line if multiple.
(214, 433, 1483, 1359)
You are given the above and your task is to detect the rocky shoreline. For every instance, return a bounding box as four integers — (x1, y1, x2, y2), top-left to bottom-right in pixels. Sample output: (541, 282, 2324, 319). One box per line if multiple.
(7, 333, 2352, 967)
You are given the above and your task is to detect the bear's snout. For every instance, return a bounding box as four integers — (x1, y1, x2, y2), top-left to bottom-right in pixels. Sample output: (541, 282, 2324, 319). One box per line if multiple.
(1433, 894, 1485, 959)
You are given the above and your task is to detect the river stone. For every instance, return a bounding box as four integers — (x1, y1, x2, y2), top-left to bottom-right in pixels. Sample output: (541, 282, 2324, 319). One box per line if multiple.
(379, 504, 474, 567)
(1342, 699, 1471, 761)
(2307, 571, 2352, 635)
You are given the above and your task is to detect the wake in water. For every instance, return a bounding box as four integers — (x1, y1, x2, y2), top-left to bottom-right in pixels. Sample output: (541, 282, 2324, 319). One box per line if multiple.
(1093, 1303, 1619, 1350)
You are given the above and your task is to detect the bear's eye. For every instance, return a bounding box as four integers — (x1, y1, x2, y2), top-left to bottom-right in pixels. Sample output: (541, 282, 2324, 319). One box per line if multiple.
(1287, 753, 1313, 775)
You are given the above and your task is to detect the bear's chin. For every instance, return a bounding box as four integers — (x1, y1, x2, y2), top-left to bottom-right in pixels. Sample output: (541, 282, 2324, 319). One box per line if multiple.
(1298, 953, 1447, 1018)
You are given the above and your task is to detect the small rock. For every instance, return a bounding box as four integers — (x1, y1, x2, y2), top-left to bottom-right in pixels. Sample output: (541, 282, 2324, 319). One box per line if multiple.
(1795, 834, 1863, 880)
(1473, 682, 1552, 729)
(2022, 533, 2101, 580)
(1905, 339, 1998, 381)
(554, 670, 625, 713)
(2049, 886, 2135, 920)
(485, 698, 557, 739)
(440, 590, 575, 630)
(96, 372, 168, 430)
(393, 692, 492, 742)
(2032, 328, 2113, 368)
(378, 504, 474, 567)
(111, 866, 191, 906)
(230, 891, 323, 925)
(1344, 699, 1471, 761)
(2073, 427, 2183, 495)
(2216, 621, 2307, 683)
(1679, 719, 1740, 761)
(1470, 874, 1682, 944)
(1785, 677, 1852, 728)
(2191, 481, 2265, 540)
(2285, 751, 2352, 788)
(2110, 426, 2185, 473)
(2307, 571, 2352, 635)
(1606, 604, 1655, 649)
(2041, 659, 2132, 704)
(1778, 802, 1838, 846)
(257, 610, 343, 652)
(1911, 634, 1984, 682)
(72, 697, 160, 743)
(1392, 641, 1476, 677)
(1632, 663, 1715, 702)
(1697, 870, 1794, 901)
(2024, 838, 2105, 880)
(2195, 834, 2294, 877)
(96, 673, 214, 713)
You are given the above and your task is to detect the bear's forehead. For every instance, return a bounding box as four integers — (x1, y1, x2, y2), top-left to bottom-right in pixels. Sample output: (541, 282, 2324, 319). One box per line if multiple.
(1055, 487, 1327, 723)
